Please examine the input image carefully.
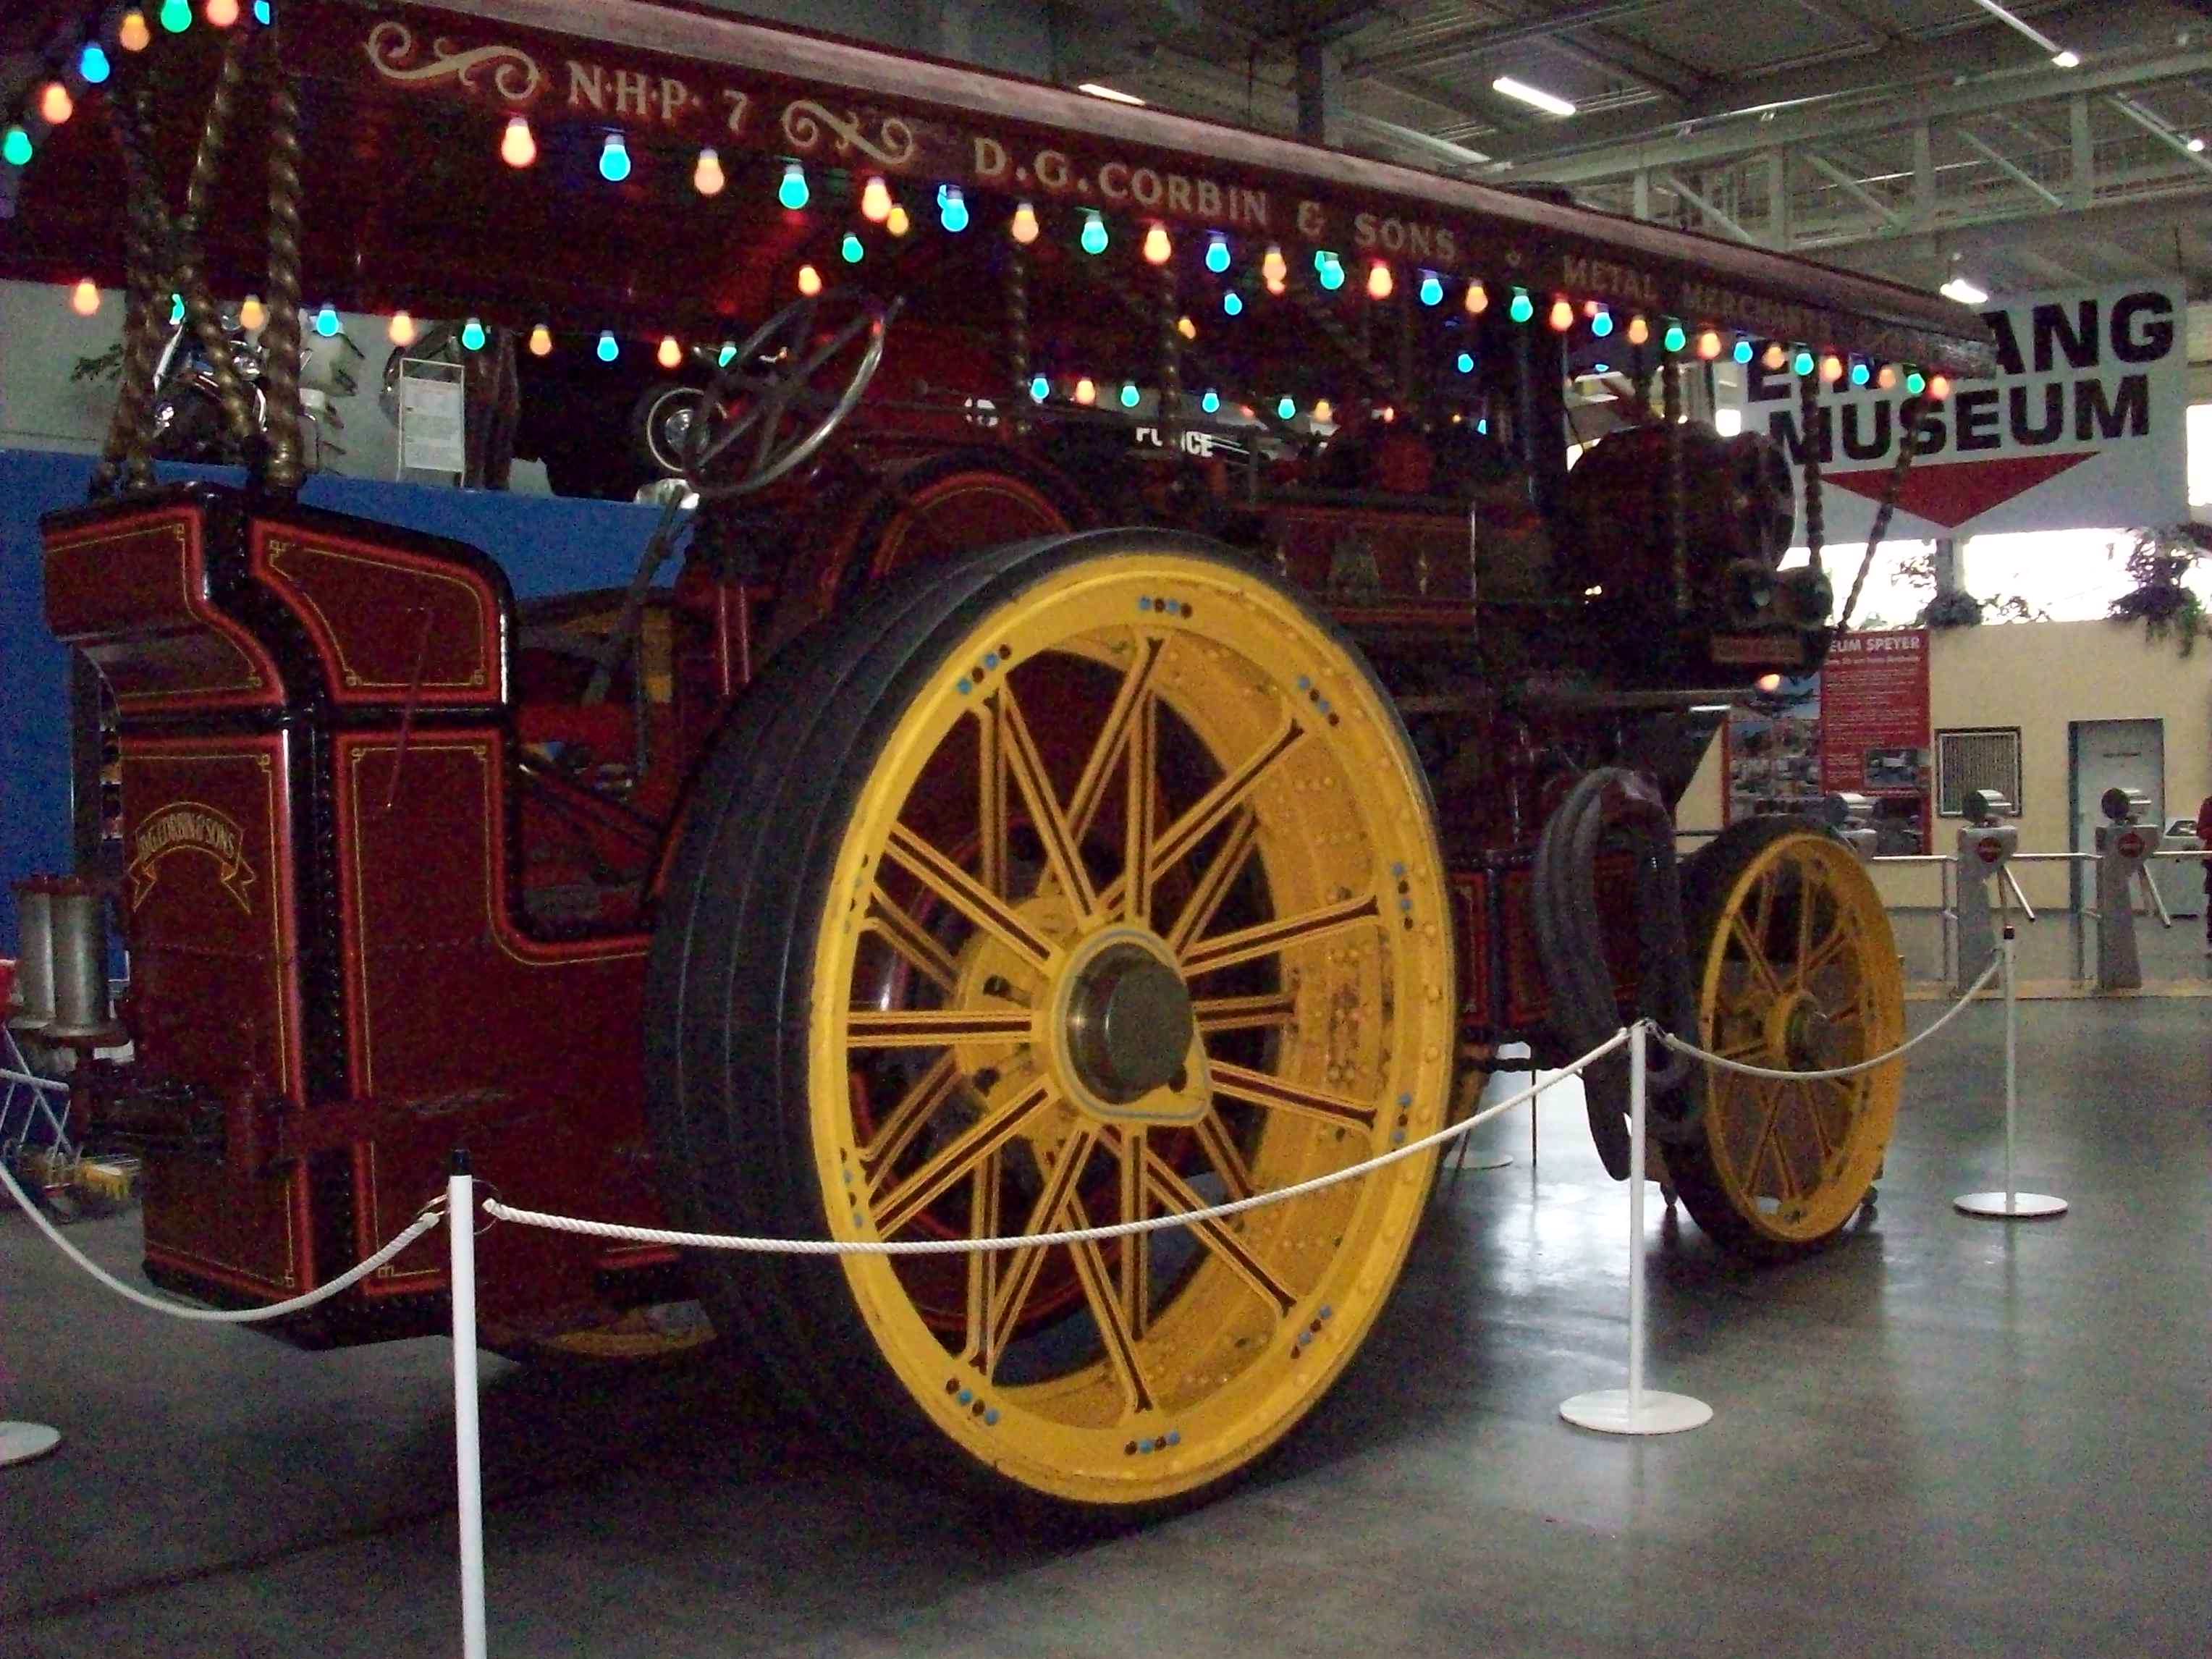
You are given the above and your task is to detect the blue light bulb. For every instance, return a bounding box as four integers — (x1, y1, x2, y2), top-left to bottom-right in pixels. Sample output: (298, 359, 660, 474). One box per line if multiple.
(718, 342, 737, 367)
(169, 292, 184, 324)
(840, 232, 864, 264)
(777, 161, 809, 211)
(1276, 394, 1296, 419)
(80, 43, 111, 83)
(1849, 358, 1870, 386)
(938, 184, 968, 232)
(1120, 382, 1140, 408)
(1591, 308, 1613, 337)
(1201, 389, 1220, 414)
(596, 331, 620, 363)
(1508, 289, 1534, 323)
(1, 126, 30, 167)
(599, 134, 630, 182)
(460, 318, 486, 352)
(1476, 418, 1488, 434)
(1317, 254, 1344, 292)
(1205, 234, 1230, 274)
(313, 303, 339, 337)
(1733, 336, 1755, 364)
(1080, 212, 1107, 256)
(1456, 352, 1474, 374)
(1794, 347, 1815, 376)
(1029, 374, 1050, 402)
(1223, 291, 1243, 317)
(253, 0, 271, 20)
(1419, 272, 1443, 307)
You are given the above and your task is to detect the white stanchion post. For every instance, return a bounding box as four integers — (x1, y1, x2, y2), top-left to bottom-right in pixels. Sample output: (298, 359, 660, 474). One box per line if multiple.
(0, 1420, 62, 1466)
(1558, 1023, 1712, 1436)
(1956, 927, 2067, 1220)
(449, 1153, 489, 1659)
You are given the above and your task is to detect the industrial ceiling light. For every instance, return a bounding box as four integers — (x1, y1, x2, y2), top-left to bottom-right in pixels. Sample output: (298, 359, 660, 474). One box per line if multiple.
(1492, 76, 1576, 117)
(1077, 82, 1147, 106)
(1961, 0, 2079, 68)
(1940, 275, 1990, 305)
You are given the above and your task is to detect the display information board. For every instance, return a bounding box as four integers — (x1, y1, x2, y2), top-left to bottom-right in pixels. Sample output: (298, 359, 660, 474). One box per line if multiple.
(1736, 281, 2187, 539)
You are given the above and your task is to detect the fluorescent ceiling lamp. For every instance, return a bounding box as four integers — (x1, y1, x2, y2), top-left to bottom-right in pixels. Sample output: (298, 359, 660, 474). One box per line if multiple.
(1961, 0, 2078, 67)
(1493, 75, 1576, 118)
(1077, 82, 1147, 106)
(1940, 275, 1990, 305)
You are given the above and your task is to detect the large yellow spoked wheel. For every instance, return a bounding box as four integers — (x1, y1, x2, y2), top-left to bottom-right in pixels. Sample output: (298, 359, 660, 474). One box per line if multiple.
(1668, 817, 1904, 1258)
(649, 531, 1456, 1514)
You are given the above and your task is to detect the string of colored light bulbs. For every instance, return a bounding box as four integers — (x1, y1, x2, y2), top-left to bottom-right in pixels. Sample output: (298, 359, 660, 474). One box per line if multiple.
(12, 3, 1954, 413)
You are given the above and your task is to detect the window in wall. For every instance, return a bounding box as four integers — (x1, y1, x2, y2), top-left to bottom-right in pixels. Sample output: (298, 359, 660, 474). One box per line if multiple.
(1935, 727, 2022, 816)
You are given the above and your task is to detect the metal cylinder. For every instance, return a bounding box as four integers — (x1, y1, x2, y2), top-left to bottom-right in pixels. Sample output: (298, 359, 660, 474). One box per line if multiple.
(44, 887, 120, 1043)
(8, 884, 56, 1032)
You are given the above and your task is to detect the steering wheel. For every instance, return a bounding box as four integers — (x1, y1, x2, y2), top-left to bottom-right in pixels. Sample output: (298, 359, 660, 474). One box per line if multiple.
(681, 287, 894, 499)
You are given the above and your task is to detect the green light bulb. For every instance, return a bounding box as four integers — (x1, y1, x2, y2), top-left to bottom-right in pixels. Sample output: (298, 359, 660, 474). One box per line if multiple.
(1663, 322, 1687, 354)
(460, 318, 486, 352)
(841, 232, 864, 264)
(1905, 371, 1925, 394)
(777, 162, 809, 211)
(160, 0, 191, 31)
(2, 126, 31, 167)
(1508, 289, 1534, 323)
(1081, 212, 1107, 256)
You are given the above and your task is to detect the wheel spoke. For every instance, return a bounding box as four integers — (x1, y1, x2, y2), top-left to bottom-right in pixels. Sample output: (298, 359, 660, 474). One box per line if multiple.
(1210, 1061, 1378, 1133)
(968, 1126, 1094, 1377)
(976, 702, 1006, 899)
(1193, 990, 1299, 1034)
(1116, 1127, 1149, 1341)
(1181, 892, 1379, 978)
(871, 1079, 1055, 1236)
(846, 1008, 1032, 1047)
(1165, 811, 1260, 955)
(883, 822, 1055, 968)
(1065, 1206, 1157, 1414)
(862, 886, 961, 995)
(1728, 915, 1787, 1001)
(1191, 1110, 1257, 1200)
(1065, 634, 1168, 845)
(989, 683, 1098, 918)
(963, 1149, 1002, 1372)
(1148, 717, 1306, 880)
(858, 1050, 962, 1173)
(1144, 1150, 1298, 1318)
(1791, 921, 1856, 990)
(1122, 685, 1159, 926)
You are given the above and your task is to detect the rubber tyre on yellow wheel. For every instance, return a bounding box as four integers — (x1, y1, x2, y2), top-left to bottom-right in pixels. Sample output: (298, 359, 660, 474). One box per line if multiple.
(648, 530, 1456, 1516)
(1668, 816, 1904, 1259)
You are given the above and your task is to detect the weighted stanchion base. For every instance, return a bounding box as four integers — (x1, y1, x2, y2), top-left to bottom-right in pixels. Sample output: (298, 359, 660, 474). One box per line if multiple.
(1558, 1389, 1712, 1435)
(1954, 1191, 2067, 1219)
(0, 1422, 62, 1466)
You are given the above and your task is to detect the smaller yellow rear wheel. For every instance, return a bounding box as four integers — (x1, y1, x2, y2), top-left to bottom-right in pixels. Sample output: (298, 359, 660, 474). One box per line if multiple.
(1669, 818, 1904, 1256)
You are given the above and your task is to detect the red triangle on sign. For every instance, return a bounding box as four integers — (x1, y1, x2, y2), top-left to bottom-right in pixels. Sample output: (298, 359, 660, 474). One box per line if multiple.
(1825, 452, 2094, 529)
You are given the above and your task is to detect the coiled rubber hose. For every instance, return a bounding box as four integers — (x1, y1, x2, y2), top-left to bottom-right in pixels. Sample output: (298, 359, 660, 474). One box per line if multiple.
(1530, 767, 1704, 1180)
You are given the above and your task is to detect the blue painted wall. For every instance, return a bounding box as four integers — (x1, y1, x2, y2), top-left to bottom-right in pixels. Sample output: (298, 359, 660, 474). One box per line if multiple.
(0, 448, 672, 953)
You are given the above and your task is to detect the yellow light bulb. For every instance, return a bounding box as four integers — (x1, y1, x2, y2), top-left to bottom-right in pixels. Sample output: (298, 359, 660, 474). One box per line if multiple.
(119, 11, 151, 50)
(885, 202, 911, 237)
(1697, 329, 1722, 360)
(1073, 376, 1096, 406)
(500, 114, 536, 169)
(693, 147, 725, 195)
(41, 83, 73, 125)
(1762, 342, 1787, 371)
(1626, 315, 1650, 345)
(1819, 353, 1844, 383)
(1143, 224, 1172, 265)
(1464, 280, 1488, 315)
(1176, 315, 1196, 340)
(860, 177, 892, 223)
(389, 311, 418, 347)
(70, 279, 100, 317)
(658, 335, 683, 370)
(1264, 274, 1286, 297)
(1010, 201, 1039, 245)
(206, 0, 240, 25)
(1368, 263, 1395, 300)
(1928, 373, 1952, 400)
(1548, 297, 1573, 331)
(528, 324, 553, 357)
(1261, 245, 1287, 284)
(1312, 399, 1334, 423)
(796, 263, 822, 297)
(1876, 364, 1898, 389)
(239, 294, 266, 330)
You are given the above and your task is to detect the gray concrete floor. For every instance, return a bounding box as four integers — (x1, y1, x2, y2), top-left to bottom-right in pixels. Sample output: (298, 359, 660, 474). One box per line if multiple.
(1890, 901, 2212, 990)
(4, 1000, 2208, 1658)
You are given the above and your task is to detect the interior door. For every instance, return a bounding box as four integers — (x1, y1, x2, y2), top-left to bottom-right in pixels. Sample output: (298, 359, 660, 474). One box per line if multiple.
(2071, 718, 2165, 911)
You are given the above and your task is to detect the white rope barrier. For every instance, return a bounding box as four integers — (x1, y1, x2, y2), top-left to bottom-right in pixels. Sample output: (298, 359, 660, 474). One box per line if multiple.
(1652, 955, 2001, 1082)
(0, 1155, 444, 1322)
(482, 1029, 1633, 1257)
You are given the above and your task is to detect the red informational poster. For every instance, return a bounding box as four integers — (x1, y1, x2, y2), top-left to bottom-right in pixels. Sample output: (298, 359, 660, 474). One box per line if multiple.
(1818, 628, 1932, 850)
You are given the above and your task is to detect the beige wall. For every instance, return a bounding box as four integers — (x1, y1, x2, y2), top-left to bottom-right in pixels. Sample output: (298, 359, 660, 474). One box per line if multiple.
(1676, 619, 2211, 908)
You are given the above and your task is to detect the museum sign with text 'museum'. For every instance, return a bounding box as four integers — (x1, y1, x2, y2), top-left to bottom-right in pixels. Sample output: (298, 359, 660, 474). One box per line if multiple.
(1736, 282, 2187, 539)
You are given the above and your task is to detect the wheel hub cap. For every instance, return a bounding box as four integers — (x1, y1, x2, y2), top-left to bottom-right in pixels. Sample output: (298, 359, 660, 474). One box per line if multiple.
(1050, 926, 1206, 1125)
